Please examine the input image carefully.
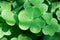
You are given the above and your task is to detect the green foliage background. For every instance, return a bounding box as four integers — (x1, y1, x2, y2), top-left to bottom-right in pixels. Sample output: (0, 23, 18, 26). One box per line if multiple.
(0, 0, 60, 40)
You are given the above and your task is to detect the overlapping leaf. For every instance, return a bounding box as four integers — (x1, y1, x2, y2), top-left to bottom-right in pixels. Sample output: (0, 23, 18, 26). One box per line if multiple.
(18, 9, 45, 33)
(0, 1, 11, 11)
(1, 10, 15, 26)
(37, 4, 48, 13)
(30, 18, 45, 33)
(42, 12, 52, 24)
(18, 10, 32, 30)
(1, 37, 7, 40)
(42, 18, 59, 36)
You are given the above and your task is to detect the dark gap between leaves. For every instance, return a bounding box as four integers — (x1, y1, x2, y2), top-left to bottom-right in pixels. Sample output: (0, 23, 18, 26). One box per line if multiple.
(52, 8, 60, 24)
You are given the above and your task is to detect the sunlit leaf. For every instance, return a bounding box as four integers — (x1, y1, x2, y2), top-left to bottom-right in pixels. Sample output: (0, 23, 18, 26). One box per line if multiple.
(1, 37, 7, 40)
(0, 26, 4, 38)
(3, 30, 11, 35)
(56, 10, 60, 21)
(51, 2, 60, 13)
(18, 10, 33, 30)
(11, 37, 17, 40)
(0, 1, 11, 11)
(1, 10, 15, 26)
(30, 18, 42, 33)
(18, 34, 32, 40)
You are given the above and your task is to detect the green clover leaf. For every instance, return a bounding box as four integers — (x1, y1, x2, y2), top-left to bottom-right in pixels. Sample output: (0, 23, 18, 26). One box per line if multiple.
(11, 37, 17, 40)
(42, 12, 52, 24)
(42, 18, 58, 36)
(18, 34, 32, 40)
(1, 37, 7, 40)
(29, 0, 44, 6)
(30, 18, 45, 33)
(0, 27, 4, 38)
(56, 10, 60, 21)
(0, 1, 11, 11)
(1, 10, 15, 26)
(37, 3, 48, 12)
(18, 10, 33, 30)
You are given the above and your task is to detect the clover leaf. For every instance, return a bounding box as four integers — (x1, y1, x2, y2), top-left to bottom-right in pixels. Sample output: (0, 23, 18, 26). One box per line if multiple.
(18, 34, 32, 40)
(0, 27, 4, 38)
(18, 10, 33, 30)
(42, 12, 52, 24)
(1, 10, 15, 26)
(42, 18, 59, 36)
(56, 10, 60, 21)
(29, 0, 44, 6)
(30, 18, 45, 33)
(0, 24, 11, 38)
(0, 1, 11, 11)
(37, 3, 48, 13)
(11, 37, 17, 40)
(57, 25, 60, 32)
(1, 37, 7, 40)
(3, 30, 11, 36)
